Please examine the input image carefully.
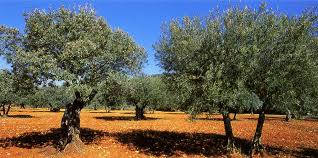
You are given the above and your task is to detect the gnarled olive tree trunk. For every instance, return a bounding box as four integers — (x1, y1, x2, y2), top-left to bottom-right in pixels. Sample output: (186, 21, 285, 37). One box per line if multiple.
(59, 90, 97, 150)
(222, 112, 236, 152)
(251, 111, 265, 154)
(251, 99, 269, 155)
(135, 105, 146, 120)
(1, 104, 11, 117)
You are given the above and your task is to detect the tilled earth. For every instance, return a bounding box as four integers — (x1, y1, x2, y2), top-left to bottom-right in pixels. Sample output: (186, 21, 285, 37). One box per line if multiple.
(0, 108, 317, 158)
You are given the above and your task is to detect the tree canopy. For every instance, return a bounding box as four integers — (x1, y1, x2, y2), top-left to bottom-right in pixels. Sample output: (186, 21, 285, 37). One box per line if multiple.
(1, 6, 146, 89)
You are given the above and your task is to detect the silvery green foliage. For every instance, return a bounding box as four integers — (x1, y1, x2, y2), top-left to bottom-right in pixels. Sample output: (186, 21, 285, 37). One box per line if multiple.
(155, 4, 318, 115)
(0, 70, 15, 105)
(238, 5, 318, 113)
(0, 5, 146, 94)
(28, 86, 73, 108)
(125, 76, 167, 109)
(94, 72, 128, 107)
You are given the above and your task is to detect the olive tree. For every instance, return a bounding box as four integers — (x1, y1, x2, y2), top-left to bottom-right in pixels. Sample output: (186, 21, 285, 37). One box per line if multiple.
(124, 76, 165, 120)
(154, 15, 250, 151)
(0, 70, 16, 116)
(237, 5, 318, 153)
(28, 86, 73, 111)
(0, 6, 146, 149)
(94, 72, 128, 112)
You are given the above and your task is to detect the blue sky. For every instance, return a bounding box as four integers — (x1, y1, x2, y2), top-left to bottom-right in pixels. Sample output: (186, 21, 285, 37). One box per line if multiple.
(0, 0, 317, 75)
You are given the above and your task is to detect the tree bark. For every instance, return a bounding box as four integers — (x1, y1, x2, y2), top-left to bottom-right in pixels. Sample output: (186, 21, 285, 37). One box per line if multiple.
(5, 104, 11, 115)
(250, 95, 270, 155)
(222, 112, 236, 152)
(285, 109, 292, 121)
(135, 105, 145, 120)
(251, 110, 266, 155)
(1, 104, 10, 117)
(59, 90, 97, 150)
(233, 113, 237, 120)
(0, 104, 2, 116)
(2, 104, 5, 116)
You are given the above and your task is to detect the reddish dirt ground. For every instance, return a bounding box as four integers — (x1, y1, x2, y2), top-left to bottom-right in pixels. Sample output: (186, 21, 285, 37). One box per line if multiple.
(0, 107, 317, 158)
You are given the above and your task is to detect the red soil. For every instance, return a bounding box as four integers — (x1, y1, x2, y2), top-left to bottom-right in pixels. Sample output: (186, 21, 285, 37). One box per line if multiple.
(0, 108, 317, 157)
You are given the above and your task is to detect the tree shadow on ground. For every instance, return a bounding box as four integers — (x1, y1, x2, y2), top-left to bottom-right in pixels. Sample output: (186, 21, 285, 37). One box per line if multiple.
(0, 128, 108, 150)
(114, 129, 318, 157)
(161, 112, 185, 115)
(297, 147, 318, 157)
(246, 117, 284, 122)
(121, 112, 135, 114)
(89, 111, 112, 113)
(0, 115, 34, 118)
(114, 129, 250, 157)
(195, 118, 244, 121)
(266, 146, 318, 157)
(30, 110, 64, 113)
(94, 116, 160, 121)
(247, 116, 318, 122)
(298, 116, 318, 122)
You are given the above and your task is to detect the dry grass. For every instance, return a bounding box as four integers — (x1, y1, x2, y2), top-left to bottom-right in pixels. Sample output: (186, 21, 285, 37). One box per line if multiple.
(0, 107, 317, 158)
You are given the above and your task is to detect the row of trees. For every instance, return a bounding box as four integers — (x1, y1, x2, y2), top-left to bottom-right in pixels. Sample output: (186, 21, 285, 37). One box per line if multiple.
(0, 3, 317, 155)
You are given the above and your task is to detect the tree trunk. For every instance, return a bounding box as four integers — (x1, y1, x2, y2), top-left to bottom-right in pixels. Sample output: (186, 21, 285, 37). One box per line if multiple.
(49, 104, 53, 111)
(59, 90, 97, 150)
(1, 104, 10, 117)
(250, 95, 270, 155)
(5, 104, 11, 115)
(251, 110, 266, 155)
(105, 106, 111, 113)
(222, 112, 236, 152)
(135, 105, 145, 120)
(233, 113, 237, 120)
(20, 103, 25, 109)
(285, 109, 292, 121)
(2, 105, 5, 116)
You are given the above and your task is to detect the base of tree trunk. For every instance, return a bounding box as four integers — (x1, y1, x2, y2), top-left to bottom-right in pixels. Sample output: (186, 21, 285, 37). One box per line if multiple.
(105, 106, 111, 113)
(135, 106, 145, 120)
(251, 140, 265, 155)
(1, 104, 11, 116)
(232, 113, 237, 120)
(285, 109, 292, 121)
(59, 102, 82, 150)
(59, 90, 97, 152)
(62, 134, 85, 153)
